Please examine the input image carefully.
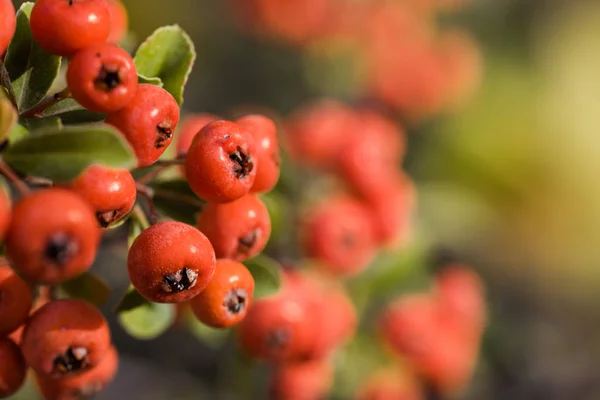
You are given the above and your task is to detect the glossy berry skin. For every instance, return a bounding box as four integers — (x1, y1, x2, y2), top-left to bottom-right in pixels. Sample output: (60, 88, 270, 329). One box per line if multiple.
(105, 84, 180, 167)
(30, 0, 111, 57)
(190, 259, 255, 328)
(21, 299, 111, 378)
(0, 262, 33, 337)
(269, 359, 333, 400)
(5, 189, 101, 285)
(0, 338, 27, 398)
(237, 284, 316, 362)
(0, 186, 11, 242)
(36, 346, 118, 400)
(185, 120, 257, 203)
(302, 196, 376, 276)
(176, 114, 220, 156)
(197, 194, 271, 262)
(128, 221, 216, 303)
(67, 43, 138, 113)
(236, 114, 280, 193)
(106, 0, 128, 44)
(0, 0, 16, 56)
(70, 164, 137, 228)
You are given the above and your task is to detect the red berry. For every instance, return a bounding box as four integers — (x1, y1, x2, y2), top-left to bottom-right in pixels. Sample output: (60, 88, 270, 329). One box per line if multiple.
(190, 259, 255, 328)
(175, 114, 220, 156)
(21, 299, 112, 378)
(9, 292, 50, 345)
(106, 0, 128, 44)
(105, 84, 180, 167)
(237, 280, 316, 362)
(0, 261, 33, 337)
(70, 164, 137, 228)
(284, 100, 357, 168)
(35, 345, 118, 400)
(67, 43, 138, 113)
(236, 114, 281, 194)
(269, 359, 333, 400)
(197, 194, 271, 261)
(0, 0, 16, 56)
(356, 368, 424, 400)
(5, 189, 101, 284)
(0, 186, 11, 243)
(127, 221, 216, 303)
(185, 120, 257, 203)
(30, 0, 110, 57)
(302, 196, 376, 276)
(0, 338, 27, 398)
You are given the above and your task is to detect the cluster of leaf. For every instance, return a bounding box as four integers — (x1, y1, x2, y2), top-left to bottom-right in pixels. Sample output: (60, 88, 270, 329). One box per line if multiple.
(0, 2, 281, 342)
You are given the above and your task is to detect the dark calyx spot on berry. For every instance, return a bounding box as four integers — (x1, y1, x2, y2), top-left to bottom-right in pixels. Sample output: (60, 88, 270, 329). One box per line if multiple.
(224, 288, 248, 315)
(96, 210, 118, 228)
(52, 347, 89, 375)
(155, 123, 173, 149)
(342, 232, 356, 248)
(94, 66, 122, 92)
(266, 328, 290, 350)
(160, 267, 198, 294)
(44, 233, 78, 265)
(237, 229, 258, 254)
(229, 146, 254, 179)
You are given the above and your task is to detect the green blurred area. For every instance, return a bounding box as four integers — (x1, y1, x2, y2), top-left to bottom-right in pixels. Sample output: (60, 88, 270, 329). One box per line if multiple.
(9, 0, 600, 399)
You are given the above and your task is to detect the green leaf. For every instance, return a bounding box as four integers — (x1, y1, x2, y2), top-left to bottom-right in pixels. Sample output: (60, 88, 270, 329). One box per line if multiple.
(118, 301, 175, 340)
(128, 218, 144, 248)
(149, 179, 204, 225)
(114, 286, 149, 313)
(8, 123, 27, 143)
(60, 273, 110, 307)
(3, 123, 136, 182)
(185, 310, 229, 349)
(243, 255, 282, 299)
(137, 74, 164, 87)
(134, 25, 196, 105)
(21, 116, 62, 131)
(4, 3, 62, 111)
(0, 98, 17, 142)
(38, 98, 105, 124)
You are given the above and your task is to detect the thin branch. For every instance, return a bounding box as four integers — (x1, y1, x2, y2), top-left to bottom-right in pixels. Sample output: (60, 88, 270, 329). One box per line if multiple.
(136, 154, 186, 185)
(154, 157, 186, 167)
(23, 175, 54, 187)
(131, 204, 151, 231)
(0, 160, 30, 195)
(152, 187, 206, 209)
(135, 183, 159, 224)
(20, 87, 71, 118)
(0, 59, 18, 111)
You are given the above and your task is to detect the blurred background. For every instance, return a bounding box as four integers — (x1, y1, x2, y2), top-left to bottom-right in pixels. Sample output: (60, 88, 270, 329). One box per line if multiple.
(10, 0, 600, 399)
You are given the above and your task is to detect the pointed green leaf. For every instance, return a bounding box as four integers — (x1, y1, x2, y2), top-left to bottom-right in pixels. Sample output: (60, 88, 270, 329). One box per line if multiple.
(21, 116, 62, 131)
(137, 74, 164, 87)
(38, 98, 105, 124)
(3, 123, 136, 182)
(114, 286, 149, 313)
(149, 179, 205, 225)
(4, 3, 62, 111)
(60, 273, 110, 307)
(243, 255, 282, 299)
(0, 98, 17, 141)
(118, 301, 175, 340)
(8, 123, 27, 143)
(134, 25, 196, 105)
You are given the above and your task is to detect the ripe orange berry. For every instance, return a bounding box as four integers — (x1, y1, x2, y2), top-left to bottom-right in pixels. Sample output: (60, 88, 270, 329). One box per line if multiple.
(175, 114, 220, 156)
(21, 299, 111, 378)
(9, 292, 50, 345)
(127, 221, 216, 303)
(0, 186, 11, 242)
(302, 196, 376, 276)
(106, 0, 128, 44)
(0, 0, 15, 59)
(70, 164, 137, 228)
(236, 114, 281, 194)
(237, 281, 316, 362)
(0, 261, 33, 337)
(0, 337, 26, 398)
(185, 120, 257, 203)
(356, 368, 424, 400)
(190, 259, 255, 328)
(196, 194, 271, 262)
(35, 345, 118, 400)
(269, 359, 333, 400)
(5, 189, 101, 284)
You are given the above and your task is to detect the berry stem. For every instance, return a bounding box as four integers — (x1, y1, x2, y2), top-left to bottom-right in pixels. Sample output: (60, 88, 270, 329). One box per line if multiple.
(0, 59, 18, 111)
(152, 187, 206, 209)
(136, 155, 186, 185)
(20, 87, 71, 118)
(135, 183, 160, 224)
(0, 159, 30, 195)
(131, 204, 151, 231)
(23, 175, 54, 187)
(154, 157, 186, 167)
